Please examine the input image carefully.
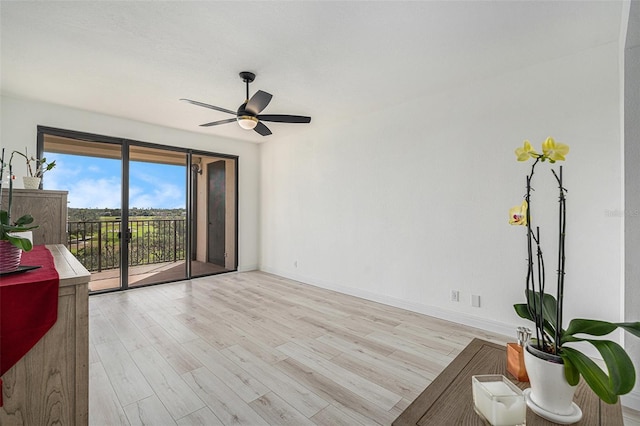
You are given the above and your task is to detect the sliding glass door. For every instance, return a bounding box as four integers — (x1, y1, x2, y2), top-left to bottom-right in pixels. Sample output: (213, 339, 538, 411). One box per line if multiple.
(127, 145, 187, 287)
(39, 126, 238, 293)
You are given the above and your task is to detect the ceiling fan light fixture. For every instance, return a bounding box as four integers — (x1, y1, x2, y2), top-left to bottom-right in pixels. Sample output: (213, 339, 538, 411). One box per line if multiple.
(237, 115, 258, 130)
(182, 71, 311, 136)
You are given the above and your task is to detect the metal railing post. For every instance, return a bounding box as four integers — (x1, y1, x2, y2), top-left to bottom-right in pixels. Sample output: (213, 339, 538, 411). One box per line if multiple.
(97, 222, 102, 272)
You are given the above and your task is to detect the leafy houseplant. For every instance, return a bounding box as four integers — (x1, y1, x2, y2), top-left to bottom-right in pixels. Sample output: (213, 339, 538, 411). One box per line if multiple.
(510, 137, 640, 404)
(0, 149, 38, 251)
(12, 148, 56, 178)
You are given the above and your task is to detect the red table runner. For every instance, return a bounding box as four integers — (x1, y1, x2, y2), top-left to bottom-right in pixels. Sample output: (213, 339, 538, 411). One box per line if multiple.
(0, 245, 59, 406)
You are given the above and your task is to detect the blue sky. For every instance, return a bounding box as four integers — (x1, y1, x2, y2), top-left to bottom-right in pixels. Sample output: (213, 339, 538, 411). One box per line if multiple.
(43, 152, 186, 209)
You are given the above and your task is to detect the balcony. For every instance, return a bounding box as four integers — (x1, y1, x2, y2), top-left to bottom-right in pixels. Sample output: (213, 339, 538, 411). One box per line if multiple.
(67, 218, 227, 291)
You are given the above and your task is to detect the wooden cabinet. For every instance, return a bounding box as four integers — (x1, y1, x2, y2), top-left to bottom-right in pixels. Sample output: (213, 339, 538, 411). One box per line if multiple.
(0, 245, 90, 425)
(0, 189, 68, 245)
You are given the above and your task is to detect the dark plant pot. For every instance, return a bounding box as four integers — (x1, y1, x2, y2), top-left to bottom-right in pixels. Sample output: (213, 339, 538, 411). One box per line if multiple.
(525, 341, 563, 364)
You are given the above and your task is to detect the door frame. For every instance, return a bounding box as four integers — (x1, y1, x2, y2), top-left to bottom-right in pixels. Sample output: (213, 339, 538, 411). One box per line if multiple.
(37, 125, 239, 293)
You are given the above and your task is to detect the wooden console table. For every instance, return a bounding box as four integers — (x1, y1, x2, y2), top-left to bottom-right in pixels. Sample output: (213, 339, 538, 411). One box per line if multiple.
(0, 245, 90, 425)
(394, 338, 623, 425)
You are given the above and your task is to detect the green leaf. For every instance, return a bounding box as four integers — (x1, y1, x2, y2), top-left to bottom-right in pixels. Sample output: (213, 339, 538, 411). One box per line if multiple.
(588, 339, 636, 395)
(538, 290, 559, 330)
(616, 322, 640, 339)
(563, 356, 580, 386)
(564, 319, 640, 345)
(561, 346, 618, 404)
(564, 319, 617, 339)
(3, 222, 38, 231)
(6, 234, 33, 251)
(562, 338, 636, 396)
(561, 335, 581, 344)
(525, 290, 559, 330)
(514, 301, 557, 338)
(14, 214, 34, 227)
(514, 303, 533, 321)
(0, 210, 8, 225)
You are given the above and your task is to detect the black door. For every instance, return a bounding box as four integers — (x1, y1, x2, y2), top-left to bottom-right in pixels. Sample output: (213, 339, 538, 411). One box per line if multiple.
(207, 160, 226, 266)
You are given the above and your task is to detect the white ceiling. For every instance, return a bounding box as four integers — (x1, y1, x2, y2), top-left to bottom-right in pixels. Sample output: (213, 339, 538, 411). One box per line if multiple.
(0, 1, 624, 143)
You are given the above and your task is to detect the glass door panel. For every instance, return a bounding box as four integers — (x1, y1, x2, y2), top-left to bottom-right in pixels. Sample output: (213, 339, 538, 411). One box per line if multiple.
(127, 145, 187, 287)
(43, 137, 123, 292)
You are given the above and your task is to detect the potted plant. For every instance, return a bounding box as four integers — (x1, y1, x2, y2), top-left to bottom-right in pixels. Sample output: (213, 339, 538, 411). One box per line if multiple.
(509, 137, 640, 421)
(12, 148, 56, 189)
(0, 149, 38, 272)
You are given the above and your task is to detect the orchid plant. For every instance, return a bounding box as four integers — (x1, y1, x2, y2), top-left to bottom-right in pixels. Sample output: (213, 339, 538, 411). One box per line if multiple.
(12, 148, 56, 178)
(510, 137, 640, 403)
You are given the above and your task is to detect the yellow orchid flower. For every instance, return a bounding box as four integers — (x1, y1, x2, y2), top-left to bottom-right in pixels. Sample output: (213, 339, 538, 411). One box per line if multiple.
(509, 200, 528, 226)
(541, 137, 569, 163)
(514, 140, 539, 162)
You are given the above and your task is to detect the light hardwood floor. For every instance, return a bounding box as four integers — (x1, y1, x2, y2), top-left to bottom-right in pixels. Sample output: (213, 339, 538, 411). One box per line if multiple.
(89, 271, 640, 425)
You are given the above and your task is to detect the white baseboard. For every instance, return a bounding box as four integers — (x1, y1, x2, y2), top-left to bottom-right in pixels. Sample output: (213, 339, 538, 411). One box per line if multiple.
(259, 267, 513, 338)
(622, 389, 640, 411)
(258, 266, 640, 410)
(238, 264, 259, 272)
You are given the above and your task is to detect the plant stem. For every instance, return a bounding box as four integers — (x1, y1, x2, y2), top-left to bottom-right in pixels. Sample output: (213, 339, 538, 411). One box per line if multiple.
(553, 166, 567, 351)
(522, 157, 568, 354)
(7, 164, 13, 225)
(535, 226, 552, 350)
(535, 226, 544, 347)
(7, 151, 19, 225)
(11, 149, 34, 177)
(525, 158, 545, 349)
(0, 148, 5, 208)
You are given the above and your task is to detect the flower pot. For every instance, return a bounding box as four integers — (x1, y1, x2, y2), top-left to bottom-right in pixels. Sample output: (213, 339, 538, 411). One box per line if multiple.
(22, 176, 41, 189)
(0, 240, 22, 273)
(524, 342, 582, 423)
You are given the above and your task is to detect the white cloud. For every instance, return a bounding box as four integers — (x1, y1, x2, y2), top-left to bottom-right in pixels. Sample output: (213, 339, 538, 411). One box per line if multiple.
(130, 182, 185, 209)
(67, 177, 122, 209)
(42, 154, 185, 209)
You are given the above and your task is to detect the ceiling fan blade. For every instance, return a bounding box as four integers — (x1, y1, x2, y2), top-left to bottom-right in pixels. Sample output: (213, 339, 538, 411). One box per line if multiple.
(257, 114, 311, 124)
(200, 118, 237, 127)
(245, 90, 273, 115)
(254, 121, 272, 136)
(180, 98, 236, 115)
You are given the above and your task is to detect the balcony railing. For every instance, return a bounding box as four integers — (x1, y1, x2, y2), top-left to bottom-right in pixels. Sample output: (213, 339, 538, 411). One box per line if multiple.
(67, 219, 186, 272)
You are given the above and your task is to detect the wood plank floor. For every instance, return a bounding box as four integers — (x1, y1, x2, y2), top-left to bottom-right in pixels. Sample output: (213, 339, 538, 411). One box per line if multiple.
(89, 271, 640, 425)
(89, 260, 230, 292)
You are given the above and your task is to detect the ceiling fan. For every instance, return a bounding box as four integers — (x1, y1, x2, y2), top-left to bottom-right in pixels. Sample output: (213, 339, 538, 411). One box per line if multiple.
(181, 71, 311, 136)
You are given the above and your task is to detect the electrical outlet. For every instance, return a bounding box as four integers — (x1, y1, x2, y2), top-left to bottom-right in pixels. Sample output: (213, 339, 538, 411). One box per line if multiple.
(451, 290, 459, 302)
(472, 295, 481, 307)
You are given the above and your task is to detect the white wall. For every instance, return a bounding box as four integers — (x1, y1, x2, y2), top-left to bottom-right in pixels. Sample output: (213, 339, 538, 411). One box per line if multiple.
(0, 96, 260, 271)
(260, 42, 623, 344)
(623, 0, 640, 410)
